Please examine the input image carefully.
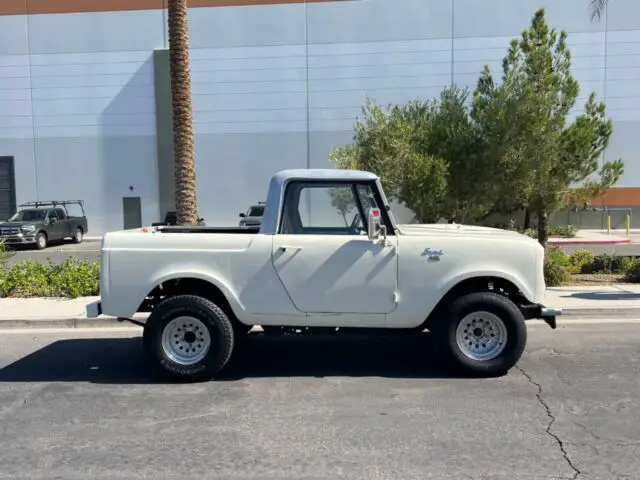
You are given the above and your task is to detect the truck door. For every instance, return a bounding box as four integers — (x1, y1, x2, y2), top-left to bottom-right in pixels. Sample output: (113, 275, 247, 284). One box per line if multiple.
(47, 209, 63, 240)
(271, 180, 398, 315)
(55, 208, 71, 238)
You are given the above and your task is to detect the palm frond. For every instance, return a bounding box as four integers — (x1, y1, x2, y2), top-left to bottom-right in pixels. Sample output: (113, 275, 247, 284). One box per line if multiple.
(589, 0, 609, 22)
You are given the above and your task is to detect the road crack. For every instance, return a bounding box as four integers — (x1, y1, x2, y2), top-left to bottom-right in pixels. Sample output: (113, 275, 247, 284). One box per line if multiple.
(517, 366, 581, 480)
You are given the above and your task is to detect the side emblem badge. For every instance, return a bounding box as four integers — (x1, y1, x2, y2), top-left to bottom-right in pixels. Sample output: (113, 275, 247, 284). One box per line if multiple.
(422, 248, 444, 260)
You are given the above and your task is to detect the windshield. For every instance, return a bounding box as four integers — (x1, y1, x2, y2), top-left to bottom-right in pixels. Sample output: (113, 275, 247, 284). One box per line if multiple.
(247, 206, 264, 217)
(8, 209, 47, 222)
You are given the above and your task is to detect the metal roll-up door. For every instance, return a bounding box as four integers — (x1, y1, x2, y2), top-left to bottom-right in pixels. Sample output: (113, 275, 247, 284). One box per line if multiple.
(0, 157, 17, 221)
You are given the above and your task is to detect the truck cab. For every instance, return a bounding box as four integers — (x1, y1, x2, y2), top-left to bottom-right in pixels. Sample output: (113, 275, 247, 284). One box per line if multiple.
(87, 169, 560, 382)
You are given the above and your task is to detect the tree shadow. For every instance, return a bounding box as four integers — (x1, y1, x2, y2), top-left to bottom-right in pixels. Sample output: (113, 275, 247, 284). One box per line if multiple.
(0, 333, 471, 385)
(561, 292, 640, 301)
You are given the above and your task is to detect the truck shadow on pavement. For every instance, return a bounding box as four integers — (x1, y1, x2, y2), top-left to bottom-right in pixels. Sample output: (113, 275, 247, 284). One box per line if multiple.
(0, 333, 471, 384)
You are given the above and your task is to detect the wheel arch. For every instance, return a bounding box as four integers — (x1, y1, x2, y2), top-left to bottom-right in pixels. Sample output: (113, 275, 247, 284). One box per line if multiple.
(421, 275, 531, 331)
(139, 274, 249, 327)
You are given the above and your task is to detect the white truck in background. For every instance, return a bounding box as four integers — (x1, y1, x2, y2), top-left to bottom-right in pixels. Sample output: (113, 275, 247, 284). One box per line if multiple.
(86, 169, 561, 382)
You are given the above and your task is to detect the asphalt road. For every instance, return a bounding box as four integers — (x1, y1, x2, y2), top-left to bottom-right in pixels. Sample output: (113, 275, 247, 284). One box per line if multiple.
(0, 322, 638, 479)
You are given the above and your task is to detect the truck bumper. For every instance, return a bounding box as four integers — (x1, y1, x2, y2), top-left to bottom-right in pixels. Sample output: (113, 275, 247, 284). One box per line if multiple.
(0, 234, 37, 245)
(86, 300, 102, 318)
(522, 304, 563, 329)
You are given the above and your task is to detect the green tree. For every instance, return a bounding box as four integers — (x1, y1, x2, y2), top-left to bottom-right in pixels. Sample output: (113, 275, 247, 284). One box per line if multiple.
(168, 0, 198, 225)
(490, 8, 623, 246)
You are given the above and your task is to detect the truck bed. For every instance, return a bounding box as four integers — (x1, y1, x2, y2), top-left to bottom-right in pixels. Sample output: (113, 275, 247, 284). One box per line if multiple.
(156, 225, 260, 234)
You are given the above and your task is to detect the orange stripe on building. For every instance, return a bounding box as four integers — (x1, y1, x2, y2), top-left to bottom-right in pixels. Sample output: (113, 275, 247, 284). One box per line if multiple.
(591, 187, 640, 207)
(0, 0, 347, 16)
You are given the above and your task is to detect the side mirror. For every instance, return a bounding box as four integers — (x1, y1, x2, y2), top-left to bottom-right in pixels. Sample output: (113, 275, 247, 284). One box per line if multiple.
(239, 213, 246, 218)
(366, 207, 382, 241)
(50, 217, 57, 224)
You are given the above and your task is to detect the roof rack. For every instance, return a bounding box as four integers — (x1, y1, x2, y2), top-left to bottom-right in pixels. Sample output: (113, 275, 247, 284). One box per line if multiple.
(19, 200, 84, 208)
(18, 200, 85, 216)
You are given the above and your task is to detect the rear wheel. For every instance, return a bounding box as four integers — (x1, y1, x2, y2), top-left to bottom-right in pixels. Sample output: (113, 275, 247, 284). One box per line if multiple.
(143, 295, 234, 382)
(73, 227, 83, 244)
(435, 292, 527, 377)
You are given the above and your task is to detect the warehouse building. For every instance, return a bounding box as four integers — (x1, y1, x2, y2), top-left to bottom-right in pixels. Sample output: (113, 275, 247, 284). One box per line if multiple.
(0, 0, 639, 235)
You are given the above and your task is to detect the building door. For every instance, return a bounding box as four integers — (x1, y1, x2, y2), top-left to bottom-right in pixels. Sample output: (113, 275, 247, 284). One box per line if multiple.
(122, 196, 142, 230)
(0, 157, 16, 221)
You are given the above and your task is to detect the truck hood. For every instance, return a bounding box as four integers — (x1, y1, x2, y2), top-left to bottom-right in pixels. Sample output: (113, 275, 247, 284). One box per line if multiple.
(397, 223, 530, 239)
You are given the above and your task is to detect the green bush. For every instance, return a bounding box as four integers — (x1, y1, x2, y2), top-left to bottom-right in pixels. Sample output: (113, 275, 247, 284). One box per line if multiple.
(544, 246, 569, 286)
(521, 225, 578, 239)
(0, 239, 14, 264)
(624, 262, 640, 283)
(582, 253, 636, 274)
(549, 225, 578, 238)
(0, 257, 100, 298)
(567, 249, 595, 274)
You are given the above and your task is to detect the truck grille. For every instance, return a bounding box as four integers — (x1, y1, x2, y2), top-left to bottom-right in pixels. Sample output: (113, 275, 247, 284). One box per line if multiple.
(0, 227, 20, 236)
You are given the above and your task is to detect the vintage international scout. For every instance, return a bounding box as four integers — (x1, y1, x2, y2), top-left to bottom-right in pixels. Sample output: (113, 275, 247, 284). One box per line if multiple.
(86, 169, 561, 382)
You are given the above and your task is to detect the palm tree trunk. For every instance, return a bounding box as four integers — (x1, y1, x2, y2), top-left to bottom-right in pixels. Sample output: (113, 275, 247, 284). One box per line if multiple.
(168, 0, 198, 226)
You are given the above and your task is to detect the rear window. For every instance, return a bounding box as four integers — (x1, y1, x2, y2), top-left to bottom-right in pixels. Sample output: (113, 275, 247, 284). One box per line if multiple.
(247, 206, 264, 217)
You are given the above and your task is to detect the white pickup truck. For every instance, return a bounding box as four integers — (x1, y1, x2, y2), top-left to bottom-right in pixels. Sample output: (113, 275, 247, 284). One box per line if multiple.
(87, 169, 560, 382)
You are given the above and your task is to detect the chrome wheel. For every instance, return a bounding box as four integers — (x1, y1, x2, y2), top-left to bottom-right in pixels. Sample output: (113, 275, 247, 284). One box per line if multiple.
(455, 311, 508, 361)
(161, 316, 211, 366)
(75, 229, 83, 242)
(37, 234, 47, 249)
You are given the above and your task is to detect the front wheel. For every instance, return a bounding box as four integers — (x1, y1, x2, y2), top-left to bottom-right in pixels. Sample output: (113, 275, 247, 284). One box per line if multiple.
(143, 295, 235, 382)
(35, 232, 47, 250)
(435, 292, 527, 377)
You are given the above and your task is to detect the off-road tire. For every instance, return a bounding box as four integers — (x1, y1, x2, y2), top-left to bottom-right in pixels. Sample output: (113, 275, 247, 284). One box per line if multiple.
(143, 295, 234, 382)
(435, 292, 527, 377)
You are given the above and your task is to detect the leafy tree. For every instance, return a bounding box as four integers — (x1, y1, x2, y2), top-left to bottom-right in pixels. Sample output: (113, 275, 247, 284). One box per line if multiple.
(483, 9, 623, 246)
(328, 186, 357, 226)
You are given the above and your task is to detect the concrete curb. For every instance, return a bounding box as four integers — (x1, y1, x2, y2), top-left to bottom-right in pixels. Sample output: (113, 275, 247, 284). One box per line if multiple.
(1, 310, 639, 329)
(0, 317, 132, 329)
(549, 239, 632, 246)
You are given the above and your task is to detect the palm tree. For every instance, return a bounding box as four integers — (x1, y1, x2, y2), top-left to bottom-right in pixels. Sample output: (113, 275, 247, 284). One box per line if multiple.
(168, 0, 198, 225)
(589, 0, 608, 21)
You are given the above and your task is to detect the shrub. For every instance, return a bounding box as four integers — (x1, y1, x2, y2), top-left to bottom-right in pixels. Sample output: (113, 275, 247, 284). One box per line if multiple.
(522, 225, 578, 239)
(567, 249, 595, 274)
(582, 253, 635, 274)
(624, 262, 640, 283)
(544, 246, 569, 286)
(0, 257, 100, 298)
(549, 225, 578, 238)
(0, 239, 14, 264)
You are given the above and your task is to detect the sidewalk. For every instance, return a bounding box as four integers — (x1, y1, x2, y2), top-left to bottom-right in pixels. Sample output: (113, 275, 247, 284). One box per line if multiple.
(1, 285, 640, 329)
(548, 229, 633, 246)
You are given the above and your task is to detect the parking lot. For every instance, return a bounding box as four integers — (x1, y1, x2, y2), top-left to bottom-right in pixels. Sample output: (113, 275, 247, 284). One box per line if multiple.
(6, 238, 101, 264)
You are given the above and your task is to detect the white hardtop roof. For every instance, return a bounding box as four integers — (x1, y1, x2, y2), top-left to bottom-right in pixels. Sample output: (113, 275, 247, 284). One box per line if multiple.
(272, 169, 379, 182)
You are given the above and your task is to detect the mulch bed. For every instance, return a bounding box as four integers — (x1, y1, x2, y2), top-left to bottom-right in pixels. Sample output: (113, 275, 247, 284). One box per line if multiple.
(566, 273, 626, 286)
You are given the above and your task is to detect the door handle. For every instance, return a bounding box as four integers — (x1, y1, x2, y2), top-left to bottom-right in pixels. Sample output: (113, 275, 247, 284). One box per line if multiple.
(279, 245, 303, 252)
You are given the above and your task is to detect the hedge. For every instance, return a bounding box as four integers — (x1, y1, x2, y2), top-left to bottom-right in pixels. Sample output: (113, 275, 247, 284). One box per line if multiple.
(0, 256, 100, 298)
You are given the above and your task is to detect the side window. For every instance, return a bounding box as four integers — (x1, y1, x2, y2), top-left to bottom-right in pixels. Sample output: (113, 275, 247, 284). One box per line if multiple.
(281, 182, 366, 234)
(48, 210, 58, 221)
(56, 208, 66, 220)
